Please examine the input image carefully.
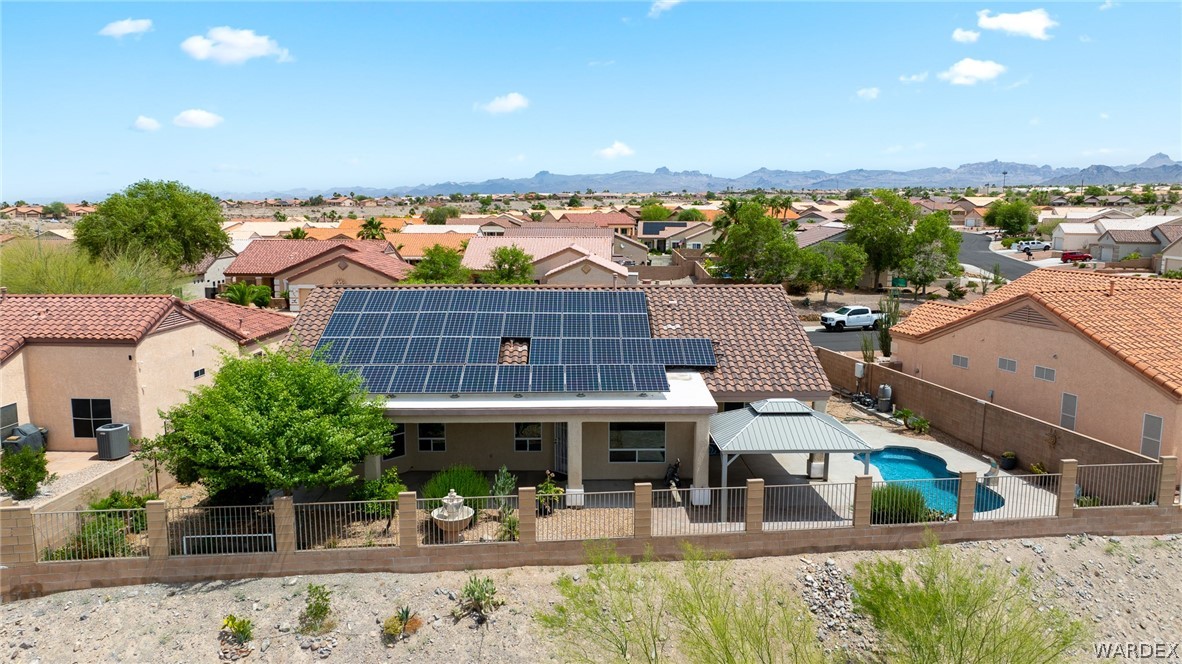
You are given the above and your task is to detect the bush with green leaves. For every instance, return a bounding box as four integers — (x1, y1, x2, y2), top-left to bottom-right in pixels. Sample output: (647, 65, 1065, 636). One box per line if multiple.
(298, 583, 336, 635)
(852, 537, 1088, 663)
(221, 614, 254, 644)
(349, 467, 407, 517)
(222, 282, 272, 307)
(870, 484, 932, 524)
(42, 514, 136, 561)
(87, 489, 157, 533)
(420, 465, 489, 508)
(0, 447, 56, 500)
(453, 574, 503, 624)
(908, 416, 931, 435)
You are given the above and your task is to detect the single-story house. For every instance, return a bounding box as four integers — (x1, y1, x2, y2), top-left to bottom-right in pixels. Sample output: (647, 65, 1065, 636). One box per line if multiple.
(461, 236, 635, 284)
(387, 233, 474, 265)
(1095, 229, 1160, 262)
(183, 248, 238, 299)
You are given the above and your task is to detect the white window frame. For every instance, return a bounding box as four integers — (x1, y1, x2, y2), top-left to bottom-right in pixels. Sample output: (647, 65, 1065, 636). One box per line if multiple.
(952, 354, 969, 369)
(418, 423, 446, 452)
(608, 422, 666, 463)
(997, 357, 1017, 373)
(193, 368, 206, 379)
(1140, 414, 1163, 459)
(1060, 393, 1078, 431)
(514, 423, 543, 452)
(1034, 365, 1056, 382)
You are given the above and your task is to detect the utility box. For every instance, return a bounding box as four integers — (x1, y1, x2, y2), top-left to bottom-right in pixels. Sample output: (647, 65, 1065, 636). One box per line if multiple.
(96, 423, 130, 460)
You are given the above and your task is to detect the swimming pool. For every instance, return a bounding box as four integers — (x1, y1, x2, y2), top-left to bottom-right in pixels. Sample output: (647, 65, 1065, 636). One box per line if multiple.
(866, 446, 1004, 514)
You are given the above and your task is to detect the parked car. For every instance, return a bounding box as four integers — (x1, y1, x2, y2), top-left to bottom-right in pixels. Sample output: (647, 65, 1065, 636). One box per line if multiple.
(1015, 240, 1051, 252)
(820, 306, 884, 332)
(1060, 251, 1093, 262)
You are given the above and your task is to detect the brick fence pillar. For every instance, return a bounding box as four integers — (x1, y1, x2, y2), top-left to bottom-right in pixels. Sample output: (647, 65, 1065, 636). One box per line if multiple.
(517, 487, 536, 544)
(957, 471, 977, 522)
(1158, 457, 1178, 506)
(0, 507, 37, 564)
(853, 475, 873, 529)
(745, 479, 764, 533)
(273, 496, 295, 554)
(634, 483, 652, 539)
(397, 492, 418, 549)
(145, 499, 168, 559)
(1058, 459, 1078, 518)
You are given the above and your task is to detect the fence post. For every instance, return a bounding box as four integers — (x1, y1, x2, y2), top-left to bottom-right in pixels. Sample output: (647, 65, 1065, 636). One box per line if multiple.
(634, 483, 652, 538)
(273, 496, 296, 554)
(397, 492, 418, 548)
(0, 507, 37, 564)
(853, 475, 873, 529)
(745, 479, 764, 533)
(517, 487, 536, 544)
(1158, 457, 1177, 506)
(145, 500, 169, 559)
(1058, 459, 1078, 518)
(957, 471, 977, 522)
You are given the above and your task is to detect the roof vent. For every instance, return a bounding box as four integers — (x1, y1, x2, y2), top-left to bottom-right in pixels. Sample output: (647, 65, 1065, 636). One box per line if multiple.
(661, 323, 681, 331)
(1106, 280, 1114, 297)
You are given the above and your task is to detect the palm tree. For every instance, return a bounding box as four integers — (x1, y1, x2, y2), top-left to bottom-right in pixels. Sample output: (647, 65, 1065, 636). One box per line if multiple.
(223, 282, 272, 307)
(357, 216, 386, 240)
(285, 227, 308, 239)
(712, 197, 743, 243)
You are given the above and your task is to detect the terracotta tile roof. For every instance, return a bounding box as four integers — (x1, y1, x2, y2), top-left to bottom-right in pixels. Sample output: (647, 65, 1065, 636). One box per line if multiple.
(543, 251, 629, 278)
(1158, 225, 1182, 243)
(793, 225, 847, 248)
(225, 239, 392, 276)
(184, 298, 294, 344)
(303, 228, 355, 241)
(1103, 229, 1157, 243)
(499, 339, 530, 364)
(462, 236, 614, 270)
(288, 248, 412, 281)
(289, 284, 830, 399)
(503, 227, 614, 238)
(558, 212, 636, 228)
(0, 294, 178, 361)
(387, 233, 473, 260)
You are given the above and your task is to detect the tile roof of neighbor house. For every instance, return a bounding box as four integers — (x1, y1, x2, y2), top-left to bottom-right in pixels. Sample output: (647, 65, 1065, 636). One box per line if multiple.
(461, 236, 615, 270)
(295, 247, 414, 281)
(183, 298, 295, 343)
(793, 225, 847, 248)
(0, 293, 177, 360)
(1102, 229, 1158, 243)
(557, 212, 636, 227)
(892, 269, 1182, 399)
(184, 249, 238, 275)
(387, 232, 474, 260)
(1157, 225, 1182, 243)
(289, 284, 830, 399)
(224, 239, 392, 276)
(544, 250, 629, 278)
(503, 226, 615, 237)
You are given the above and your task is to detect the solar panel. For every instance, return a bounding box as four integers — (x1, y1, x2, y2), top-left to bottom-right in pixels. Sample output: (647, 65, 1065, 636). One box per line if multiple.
(434, 337, 470, 364)
(531, 365, 564, 392)
(363, 291, 398, 312)
(530, 338, 561, 364)
(619, 291, 647, 314)
(315, 338, 347, 363)
(389, 365, 430, 392)
(632, 365, 669, 392)
(589, 291, 616, 313)
(460, 365, 496, 392)
(650, 338, 677, 365)
(591, 338, 621, 364)
(451, 290, 479, 313)
(424, 365, 463, 393)
(533, 313, 561, 337)
(382, 315, 416, 336)
(566, 291, 592, 313)
(566, 365, 600, 392)
(443, 312, 476, 336)
(467, 338, 501, 364)
(391, 290, 424, 312)
(476, 290, 508, 312)
(505, 290, 534, 312)
(560, 338, 591, 364)
(373, 337, 407, 364)
(322, 313, 360, 337)
(471, 313, 504, 337)
(535, 290, 562, 313)
(623, 338, 654, 364)
(419, 290, 455, 312)
(495, 365, 531, 392)
(335, 291, 370, 312)
(404, 337, 440, 363)
(591, 314, 620, 337)
(412, 312, 446, 336)
(619, 314, 651, 337)
(354, 313, 388, 336)
(342, 337, 379, 364)
(599, 365, 634, 391)
(360, 365, 395, 393)
(562, 313, 591, 337)
(502, 313, 532, 337)
(666, 338, 717, 367)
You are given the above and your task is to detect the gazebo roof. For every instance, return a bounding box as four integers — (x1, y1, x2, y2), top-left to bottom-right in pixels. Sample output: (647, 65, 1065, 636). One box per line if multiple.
(709, 399, 876, 455)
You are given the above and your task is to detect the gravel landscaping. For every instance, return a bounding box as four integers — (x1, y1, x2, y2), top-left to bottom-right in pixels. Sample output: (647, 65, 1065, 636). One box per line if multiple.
(3, 533, 1178, 663)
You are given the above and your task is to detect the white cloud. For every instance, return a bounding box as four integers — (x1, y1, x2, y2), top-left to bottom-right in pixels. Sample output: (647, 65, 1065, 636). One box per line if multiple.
(648, 0, 682, 18)
(476, 92, 530, 114)
(952, 28, 980, 43)
(856, 87, 880, 100)
(181, 27, 291, 65)
(1098, 0, 1117, 10)
(1099, 112, 1109, 120)
(938, 58, 1006, 85)
(596, 141, 635, 159)
(132, 115, 160, 132)
(899, 72, 928, 84)
(99, 18, 152, 38)
(976, 9, 1058, 40)
(1079, 34, 1093, 43)
(173, 109, 224, 129)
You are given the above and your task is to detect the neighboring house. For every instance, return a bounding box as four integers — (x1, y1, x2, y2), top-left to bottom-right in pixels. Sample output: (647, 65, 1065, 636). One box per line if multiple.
(290, 284, 830, 500)
(386, 232, 474, 264)
(1049, 215, 1182, 254)
(34, 229, 74, 242)
(0, 292, 291, 452)
(403, 224, 484, 235)
(891, 270, 1182, 482)
(793, 224, 848, 248)
(1094, 229, 1160, 262)
(503, 226, 648, 264)
(1160, 233, 1182, 273)
(183, 248, 238, 299)
(223, 239, 412, 310)
(324, 196, 355, 207)
(461, 236, 635, 283)
(556, 211, 638, 237)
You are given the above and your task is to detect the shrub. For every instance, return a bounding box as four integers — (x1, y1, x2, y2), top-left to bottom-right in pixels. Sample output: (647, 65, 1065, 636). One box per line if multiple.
(453, 574, 503, 624)
(298, 583, 336, 635)
(1124, 252, 1141, 260)
(87, 489, 157, 532)
(908, 416, 931, 435)
(1001, 451, 1016, 459)
(222, 614, 254, 644)
(852, 536, 1089, 662)
(349, 467, 406, 517)
(1030, 462, 1047, 474)
(1161, 269, 1182, 280)
(894, 407, 915, 428)
(1075, 495, 1101, 508)
(497, 513, 520, 542)
(0, 447, 56, 500)
(537, 470, 565, 515)
(42, 514, 135, 561)
(420, 465, 489, 509)
(382, 606, 423, 642)
(1000, 237, 1016, 248)
(870, 484, 931, 524)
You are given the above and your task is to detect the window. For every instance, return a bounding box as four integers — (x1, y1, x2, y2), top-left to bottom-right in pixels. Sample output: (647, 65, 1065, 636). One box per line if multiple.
(385, 423, 406, 459)
(418, 423, 445, 452)
(514, 423, 542, 452)
(71, 398, 112, 438)
(1034, 365, 1056, 382)
(997, 357, 1017, 373)
(609, 423, 665, 463)
(1060, 393, 1078, 431)
(0, 403, 17, 440)
(1141, 414, 1163, 458)
(193, 368, 206, 379)
(952, 354, 969, 369)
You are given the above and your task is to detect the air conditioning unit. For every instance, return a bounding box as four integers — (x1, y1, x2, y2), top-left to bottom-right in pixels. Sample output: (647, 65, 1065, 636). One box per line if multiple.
(96, 423, 130, 460)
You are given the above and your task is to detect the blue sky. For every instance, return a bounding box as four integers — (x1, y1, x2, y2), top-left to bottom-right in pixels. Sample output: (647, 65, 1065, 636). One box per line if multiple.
(3, 1, 1180, 199)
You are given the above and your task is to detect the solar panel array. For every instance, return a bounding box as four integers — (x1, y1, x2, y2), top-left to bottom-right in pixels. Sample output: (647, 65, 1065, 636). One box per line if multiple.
(316, 289, 717, 395)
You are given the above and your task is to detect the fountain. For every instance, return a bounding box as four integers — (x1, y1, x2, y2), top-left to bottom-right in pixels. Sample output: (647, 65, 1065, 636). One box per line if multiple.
(430, 489, 474, 542)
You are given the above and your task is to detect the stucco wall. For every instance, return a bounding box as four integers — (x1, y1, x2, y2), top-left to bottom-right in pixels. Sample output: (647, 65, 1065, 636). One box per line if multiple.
(543, 264, 621, 286)
(20, 345, 141, 451)
(581, 421, 696, 482)
(613, 239, 649, 264)
(531, 248, 588, 280)
(134, 323, 241, 439)
(287, 261, 398, 307)
(0, 349, 30, 434)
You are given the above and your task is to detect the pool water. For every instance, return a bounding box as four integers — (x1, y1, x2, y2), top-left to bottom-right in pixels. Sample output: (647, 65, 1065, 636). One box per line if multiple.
(866, 447, 1004, 514)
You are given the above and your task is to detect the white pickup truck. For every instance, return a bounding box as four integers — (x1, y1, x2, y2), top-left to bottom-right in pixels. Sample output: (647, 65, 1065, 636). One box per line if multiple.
(820, 306, 885, 332)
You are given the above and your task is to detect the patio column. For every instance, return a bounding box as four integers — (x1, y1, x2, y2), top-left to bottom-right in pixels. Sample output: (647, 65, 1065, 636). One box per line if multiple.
(1058, 459, 1078, 518)
(690, 416, 711, 506)
(363, 454, 381, 481)
(566, 419, 584, 507)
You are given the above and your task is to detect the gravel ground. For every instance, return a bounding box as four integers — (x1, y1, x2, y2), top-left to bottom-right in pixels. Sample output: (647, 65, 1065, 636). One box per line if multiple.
(3, 533, 1178, 663)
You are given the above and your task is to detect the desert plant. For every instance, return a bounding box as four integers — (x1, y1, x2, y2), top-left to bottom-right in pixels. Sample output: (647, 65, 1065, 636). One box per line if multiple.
(1125, 252, 1141, 260)
(298, 583, 336, 635)
(537, 470, 565, 515)
(42, 514, 135, 560)
(221, 614, 254, 644)
(1030, 462, 1047, 474)
(990, 263, 1005, 285)
(222, 281, 272, 307)
(870, 484, 930, 524)
(860, 334, 876, 364)
(0, 447, 56, 500)
(87, 489, 157, 532)
(453, 574, 503, 624)
(1001, 450, 1016, 459)
(420, 465, 489, 509)
(908, 416, 931, 435)
(382, 606, 423, 642)
(852, 536, 1089, 663)
(894, 407, 915, 428)
(496, 513, 520, 542)
(877, 295, 900, 358)
(1075, 495, 1101, 508)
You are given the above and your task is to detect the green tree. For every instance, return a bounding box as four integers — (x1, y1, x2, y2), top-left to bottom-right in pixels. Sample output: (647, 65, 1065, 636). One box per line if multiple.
(567, 194, 583, 208)
(140, 347, 392, 497)
(1084, 185, 1106, 197)
(424, 206, 461, 225)
(639, 204, 672, 221)
(223, 282, 272, 307)
(712, 202, 801, 283)
(1027, 190, 1051, 206)
(908, 211, 962, 273)
(356, 217, 386, 240)
(843, 190, 916, 288)
(284, 227, 308, 239)
(75, 180, 229, 268)
(0, 242, 182, 295)
(273, 210, 288, 222)
(303, 195, 326, 207)
(41, 201, 69, 219)
(675, 208, 706, 222)
(405, 245, 470, 283)
(846, 188, 865, 200)
(802, 241, 868, 304)
(483, 245, 534, 284)
(984, 199, 1037, 236)
(711, 197, 744, 243)
(900, 242, 951, 300)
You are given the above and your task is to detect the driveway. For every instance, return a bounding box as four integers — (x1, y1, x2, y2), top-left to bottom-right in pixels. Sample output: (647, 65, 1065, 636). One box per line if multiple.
(958, 231, 1036, 281)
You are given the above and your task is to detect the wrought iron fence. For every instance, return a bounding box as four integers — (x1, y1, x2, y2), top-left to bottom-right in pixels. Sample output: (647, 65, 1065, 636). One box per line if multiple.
(870, 478, 960, 525)
(1076, 463, 1162, 508)
(35, 509, 149, 561)
(763, 482, 855, 530)
(294, 500, 398, 550)
(166, 505, 276, 555)
(975, 474, 1060, 520)
(651, 486, 746, 537)
(416, 494, 518, 546)
(536, 490, 635, 541)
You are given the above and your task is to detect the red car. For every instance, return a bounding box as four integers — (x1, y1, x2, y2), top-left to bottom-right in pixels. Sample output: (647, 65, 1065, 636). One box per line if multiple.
(1061, 251, 1092, 262)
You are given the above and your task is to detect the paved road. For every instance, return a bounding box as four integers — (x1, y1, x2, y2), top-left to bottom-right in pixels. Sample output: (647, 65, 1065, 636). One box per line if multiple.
(958, 231, 1037, 281)
(807, 328, 880, 352)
